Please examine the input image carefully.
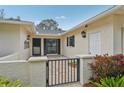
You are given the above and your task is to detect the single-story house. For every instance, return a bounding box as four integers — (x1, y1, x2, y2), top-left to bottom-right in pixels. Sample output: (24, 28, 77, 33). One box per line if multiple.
(0, 5, 124, 60)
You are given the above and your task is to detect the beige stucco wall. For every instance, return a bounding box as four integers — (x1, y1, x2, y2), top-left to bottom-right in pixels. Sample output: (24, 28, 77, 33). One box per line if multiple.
(113, 14, 124, 54)
(0, 57, 47, 87)
(0, 23, 32, 60)
(61, 28, 88, 57)
(0, 61, 30, 86)
(88, 16, 114, 55)
(29, 14, 124, 57)
(19, 26, 31, 60)
(1, 14, 124, 59)
(0, 24, 20, 58)
(77, 55, 94, 85)
(29, 60, 47, 87)
(62, 15, 114, 57)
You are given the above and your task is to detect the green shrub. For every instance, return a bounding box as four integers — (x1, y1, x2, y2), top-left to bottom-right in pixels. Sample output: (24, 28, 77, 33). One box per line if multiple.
(89, 54, 124, 81)
(91, 75, 124, 87)
(0, 76, 22, 87)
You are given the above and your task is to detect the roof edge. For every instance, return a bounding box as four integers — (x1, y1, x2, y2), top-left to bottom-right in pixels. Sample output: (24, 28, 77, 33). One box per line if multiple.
(35, 33, 62, 37)
(62, 5, 122, 35)
(0, 19, 36, 34)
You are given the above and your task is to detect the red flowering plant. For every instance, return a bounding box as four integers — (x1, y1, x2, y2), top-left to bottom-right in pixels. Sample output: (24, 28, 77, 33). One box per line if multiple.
(111, 54, 124, 65)
(111, 54, 124, 76)
(111, 54, 124, 62)
(89, 54, 124, 82)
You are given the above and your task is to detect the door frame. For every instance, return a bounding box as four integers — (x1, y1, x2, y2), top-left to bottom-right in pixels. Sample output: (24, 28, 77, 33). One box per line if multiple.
(44, 38, 60, 55)
(32, 38, 41, 56)
(88, 31, 101, 55)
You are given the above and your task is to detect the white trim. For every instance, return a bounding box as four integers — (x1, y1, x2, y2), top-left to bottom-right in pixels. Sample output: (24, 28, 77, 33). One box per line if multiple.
(0, 19, 36, 34)
(76, 54, 95, 58)
(28, 56, 48, 62)
(0, 53, 18, 61)
(35, 34, 61, 37)
(0, 20, 33, 25)
(121, 27, 124, 54)
(112, 18, 114, 55)
(0, 60, 27, 63)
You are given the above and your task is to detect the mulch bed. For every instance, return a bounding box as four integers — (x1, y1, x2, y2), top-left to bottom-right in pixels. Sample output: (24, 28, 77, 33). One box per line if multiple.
(83, 83, 97, 87)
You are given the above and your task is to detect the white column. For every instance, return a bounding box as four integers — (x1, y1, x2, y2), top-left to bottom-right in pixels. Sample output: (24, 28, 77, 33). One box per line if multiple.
(28, 56, 48, 87)
(41, 38, 44, 55)
(77, 55, 95, 85)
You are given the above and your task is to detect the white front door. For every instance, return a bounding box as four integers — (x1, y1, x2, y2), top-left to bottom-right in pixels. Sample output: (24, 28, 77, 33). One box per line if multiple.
(89, 32, 101, 55)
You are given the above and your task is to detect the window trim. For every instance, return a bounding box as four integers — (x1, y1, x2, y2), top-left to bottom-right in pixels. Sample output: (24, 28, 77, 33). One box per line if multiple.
(67, 35, 75, 47)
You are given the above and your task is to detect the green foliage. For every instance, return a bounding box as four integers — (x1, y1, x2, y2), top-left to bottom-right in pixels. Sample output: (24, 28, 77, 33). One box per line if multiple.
(0, 76, 22, 87)
(91, 75, 124, 87)
(36, 19, 62, 31)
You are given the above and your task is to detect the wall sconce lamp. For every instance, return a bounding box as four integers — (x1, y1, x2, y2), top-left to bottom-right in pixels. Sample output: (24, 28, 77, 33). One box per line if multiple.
(81, 31, 86, 38)
(27, 35, 30, 40)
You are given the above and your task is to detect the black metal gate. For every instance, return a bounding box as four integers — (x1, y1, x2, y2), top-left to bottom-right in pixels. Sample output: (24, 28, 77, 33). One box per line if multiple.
(46, 58, 80, 86)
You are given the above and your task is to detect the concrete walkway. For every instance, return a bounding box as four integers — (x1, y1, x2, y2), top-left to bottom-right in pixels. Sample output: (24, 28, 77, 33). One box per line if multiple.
(47, 55, 68, 60)
(54, 82, 82, 87)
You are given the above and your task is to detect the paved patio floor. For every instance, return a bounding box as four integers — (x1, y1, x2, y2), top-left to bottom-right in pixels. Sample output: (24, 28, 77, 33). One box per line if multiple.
(54, 82, 82, 87)
(47, 55, 68, 60)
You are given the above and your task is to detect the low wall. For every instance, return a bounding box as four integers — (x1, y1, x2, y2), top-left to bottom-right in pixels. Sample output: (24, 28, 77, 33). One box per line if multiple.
(0, 56, 48, 87)
(19, 48, 30, 60)
(0, 60, 30, 86)
(77, 55, 95, 85)
(0, 55, 95, 87)
(0, 53, 18, 61)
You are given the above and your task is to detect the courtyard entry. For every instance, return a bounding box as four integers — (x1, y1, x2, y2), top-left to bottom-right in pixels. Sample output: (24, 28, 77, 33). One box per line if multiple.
(46, 58, 80, 86)
(32, 38, 41, 56)
(44, 39, 60, 55)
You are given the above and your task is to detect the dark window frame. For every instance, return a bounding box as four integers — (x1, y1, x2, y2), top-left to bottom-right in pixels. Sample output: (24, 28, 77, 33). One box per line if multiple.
(67, 35, 75, 47)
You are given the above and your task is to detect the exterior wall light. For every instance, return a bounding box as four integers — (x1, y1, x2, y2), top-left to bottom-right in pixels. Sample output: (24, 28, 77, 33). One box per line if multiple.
(27, 35, 30, 40)
(81, 31, 86, 38)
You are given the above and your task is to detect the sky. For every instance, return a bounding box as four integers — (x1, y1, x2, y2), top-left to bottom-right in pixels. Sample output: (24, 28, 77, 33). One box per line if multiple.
(0, 5, 112, 30)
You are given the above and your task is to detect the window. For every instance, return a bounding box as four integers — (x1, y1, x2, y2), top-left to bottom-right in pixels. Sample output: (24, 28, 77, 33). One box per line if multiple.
(67, 35, 75, 47)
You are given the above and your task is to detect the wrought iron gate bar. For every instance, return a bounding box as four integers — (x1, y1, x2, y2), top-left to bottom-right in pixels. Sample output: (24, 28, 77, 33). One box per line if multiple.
(46, 58, 80, 86)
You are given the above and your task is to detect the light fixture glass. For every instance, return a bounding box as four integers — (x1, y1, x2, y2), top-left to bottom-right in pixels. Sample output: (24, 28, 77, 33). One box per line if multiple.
(81, 31, 86, 38)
